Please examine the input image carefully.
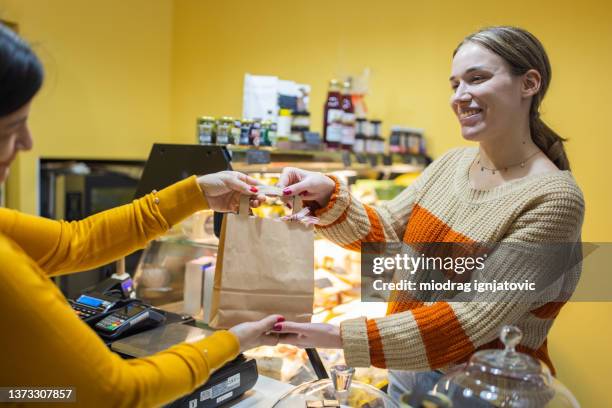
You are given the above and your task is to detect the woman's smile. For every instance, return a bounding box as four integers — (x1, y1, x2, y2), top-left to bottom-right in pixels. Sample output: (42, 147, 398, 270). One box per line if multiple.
(458, 107, 484, 126)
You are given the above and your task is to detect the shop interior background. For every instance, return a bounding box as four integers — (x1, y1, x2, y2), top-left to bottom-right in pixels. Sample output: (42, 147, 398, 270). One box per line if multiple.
(1, 0, 610, 405)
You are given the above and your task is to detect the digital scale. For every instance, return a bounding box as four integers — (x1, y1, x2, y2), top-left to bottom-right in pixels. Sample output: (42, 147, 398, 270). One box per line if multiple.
(110, 322, 258, 408)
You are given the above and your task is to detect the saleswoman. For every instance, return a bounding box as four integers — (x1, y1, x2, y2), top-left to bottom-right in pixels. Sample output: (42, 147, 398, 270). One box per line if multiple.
(274, 26, 585, 398)
(0, 25, 281, 407)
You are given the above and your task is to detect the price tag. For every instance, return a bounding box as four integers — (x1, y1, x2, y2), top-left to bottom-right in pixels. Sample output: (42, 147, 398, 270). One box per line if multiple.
(341, 151, 352, 167)
(246, 149, 271, 165)
(368, 154, 379, 167)
(304, 131, 322, 145)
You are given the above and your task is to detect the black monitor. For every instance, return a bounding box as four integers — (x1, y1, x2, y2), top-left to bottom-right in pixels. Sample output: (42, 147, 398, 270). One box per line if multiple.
(134, 143, 232, 199)
(135, 143, 232, 238)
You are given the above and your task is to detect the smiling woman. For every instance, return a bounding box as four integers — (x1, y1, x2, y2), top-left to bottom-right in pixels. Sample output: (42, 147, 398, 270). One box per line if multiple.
(273, 26, 585, 404)
(451, 27, 570, 175)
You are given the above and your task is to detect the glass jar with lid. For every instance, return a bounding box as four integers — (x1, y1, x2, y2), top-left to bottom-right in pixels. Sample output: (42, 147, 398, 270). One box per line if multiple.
(216, 116, 232, 145)
(273, 365, 399, 408)
(432, 325, 579, 407)
(196, 116, 215, 145)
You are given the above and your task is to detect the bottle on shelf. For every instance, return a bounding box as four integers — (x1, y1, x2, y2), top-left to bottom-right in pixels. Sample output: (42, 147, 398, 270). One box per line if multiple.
(197, 116, 216, 145)
(389, 126, 402, 153)
(276, 108, 292, 143)
(291, 111, 310, 143)
(230, 118, 241, 145)
(323, 79, 343, 149)
(216, 116, 231, 145)
(370, 119, 384, 154)
(268, 121, 278, 146)
(364, 119, 376, 154)
(261, 120, 273, 146)
(354, 118, 367, 154)
(239, 119, 252, 145)
(249, 119, 262, 146)
(340, 80, 356, 151)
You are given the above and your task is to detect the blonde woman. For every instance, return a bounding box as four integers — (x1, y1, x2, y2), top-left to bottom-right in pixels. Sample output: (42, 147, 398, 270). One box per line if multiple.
(274, 26, 584, 399)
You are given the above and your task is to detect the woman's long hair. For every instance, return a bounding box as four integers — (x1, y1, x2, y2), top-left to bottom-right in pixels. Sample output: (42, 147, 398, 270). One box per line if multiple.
(0, 23, 44, 116)
(454, 26, 570, 170)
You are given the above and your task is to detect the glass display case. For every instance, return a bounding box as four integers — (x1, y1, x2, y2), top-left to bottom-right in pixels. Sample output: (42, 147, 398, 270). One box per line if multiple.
(131, 146, 427, 392)
(273, 365, 399, 407)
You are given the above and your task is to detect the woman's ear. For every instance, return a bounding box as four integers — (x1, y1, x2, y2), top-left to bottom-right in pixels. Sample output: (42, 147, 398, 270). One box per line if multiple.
(522, 69, 542, 98)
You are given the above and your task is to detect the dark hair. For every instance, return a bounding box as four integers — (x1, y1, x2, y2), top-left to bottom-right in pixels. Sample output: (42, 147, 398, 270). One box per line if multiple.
(0, 23, 44, 116)
(454, 26, 570, 171)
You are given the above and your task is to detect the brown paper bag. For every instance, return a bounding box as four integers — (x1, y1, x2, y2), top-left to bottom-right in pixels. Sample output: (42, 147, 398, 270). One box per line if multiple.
(208, 196, 314, 329)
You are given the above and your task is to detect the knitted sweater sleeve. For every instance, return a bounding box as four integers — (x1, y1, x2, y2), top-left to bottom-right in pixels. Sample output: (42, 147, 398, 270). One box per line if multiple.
(314, 150, 457, 250)
(339, 190, 585, 370)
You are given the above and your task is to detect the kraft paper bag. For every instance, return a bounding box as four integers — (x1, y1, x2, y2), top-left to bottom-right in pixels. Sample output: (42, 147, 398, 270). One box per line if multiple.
(208, 196, 314, 329)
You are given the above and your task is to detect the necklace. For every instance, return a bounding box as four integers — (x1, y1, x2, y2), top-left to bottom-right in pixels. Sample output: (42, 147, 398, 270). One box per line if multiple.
(476, 150, 541, 175)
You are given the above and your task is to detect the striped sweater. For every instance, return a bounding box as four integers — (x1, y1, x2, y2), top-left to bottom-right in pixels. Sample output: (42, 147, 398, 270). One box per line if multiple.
(314, 147, 584, 374)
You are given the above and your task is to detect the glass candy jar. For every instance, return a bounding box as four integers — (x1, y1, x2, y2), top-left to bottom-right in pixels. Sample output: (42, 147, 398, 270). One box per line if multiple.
(432, 326, 579, 407)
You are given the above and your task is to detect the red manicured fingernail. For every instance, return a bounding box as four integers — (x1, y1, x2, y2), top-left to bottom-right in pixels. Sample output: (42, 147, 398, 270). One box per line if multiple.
(250, 187, 258, 193)
(283, 188, 292, 195)
(273, 324, 282, 331)
(299, 191, 308, 196)
(277, 317, 285, 323)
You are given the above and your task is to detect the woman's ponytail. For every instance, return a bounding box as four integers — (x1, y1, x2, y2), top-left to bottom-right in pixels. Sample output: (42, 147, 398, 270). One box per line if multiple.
(530, 111, 570, 171)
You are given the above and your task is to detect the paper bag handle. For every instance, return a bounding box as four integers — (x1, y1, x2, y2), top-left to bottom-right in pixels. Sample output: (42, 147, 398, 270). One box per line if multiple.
(238, 194, 302, 218)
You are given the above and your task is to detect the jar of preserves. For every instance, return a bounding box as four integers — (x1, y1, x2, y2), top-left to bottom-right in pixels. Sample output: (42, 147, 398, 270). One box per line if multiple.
(323, 79, 343, 148)
(250, 119, 262, 146)
(197, 116, 215, 145)
(216, 116, 232, 145)
(239, 119, 252, 145)
(229, 118, 241, 145)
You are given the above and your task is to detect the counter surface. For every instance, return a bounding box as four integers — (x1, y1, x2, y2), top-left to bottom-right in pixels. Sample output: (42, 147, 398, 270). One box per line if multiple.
(223, 375, 292, 407)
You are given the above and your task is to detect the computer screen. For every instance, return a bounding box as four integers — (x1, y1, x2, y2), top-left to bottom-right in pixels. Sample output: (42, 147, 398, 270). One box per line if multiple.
(134, 144, 231, 199)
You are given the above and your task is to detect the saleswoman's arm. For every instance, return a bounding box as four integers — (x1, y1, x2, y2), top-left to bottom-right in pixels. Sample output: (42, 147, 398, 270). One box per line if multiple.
(0, 242, 278, 407)
(0, 172, 263, 277)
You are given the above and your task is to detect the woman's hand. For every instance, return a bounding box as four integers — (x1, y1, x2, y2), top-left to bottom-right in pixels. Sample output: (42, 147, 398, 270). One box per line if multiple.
(229, 315, 285, 353)
(274, 321, 342, 349)
(197, 171, 266, 212)
(277, 167, 336, 207)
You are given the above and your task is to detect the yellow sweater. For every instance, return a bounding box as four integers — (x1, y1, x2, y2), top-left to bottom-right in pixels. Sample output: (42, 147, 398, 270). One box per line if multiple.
(0, 176, 240, 407)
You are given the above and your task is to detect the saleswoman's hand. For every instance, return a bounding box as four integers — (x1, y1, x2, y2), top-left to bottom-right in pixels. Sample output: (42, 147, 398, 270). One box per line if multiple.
(197, 171, 266, 212)
(229, 315, 285, 353)
(277, 167, 336, 207)
(274, 321, 342, 349)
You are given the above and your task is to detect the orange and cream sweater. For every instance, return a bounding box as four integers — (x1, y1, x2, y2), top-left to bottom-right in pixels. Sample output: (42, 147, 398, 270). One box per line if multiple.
(315, 147, 584, 374)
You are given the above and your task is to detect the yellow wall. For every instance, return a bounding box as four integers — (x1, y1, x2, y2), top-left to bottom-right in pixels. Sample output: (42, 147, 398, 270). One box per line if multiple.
(171, 0, 612, 405)
(1, 0, 611, 405)
(1, 0, 174, 213)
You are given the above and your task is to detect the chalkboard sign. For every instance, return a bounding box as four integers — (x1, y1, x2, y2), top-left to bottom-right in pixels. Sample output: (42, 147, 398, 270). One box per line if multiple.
(246, 149, 271, 165)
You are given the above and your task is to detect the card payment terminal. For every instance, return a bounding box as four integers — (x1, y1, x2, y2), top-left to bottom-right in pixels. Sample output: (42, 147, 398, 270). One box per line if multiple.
(95, 302, 166, 340)
(69, 292, 122, 324)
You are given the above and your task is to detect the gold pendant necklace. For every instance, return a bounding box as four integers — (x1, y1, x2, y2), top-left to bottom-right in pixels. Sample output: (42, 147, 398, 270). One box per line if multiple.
(477, 150, 541, 175)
